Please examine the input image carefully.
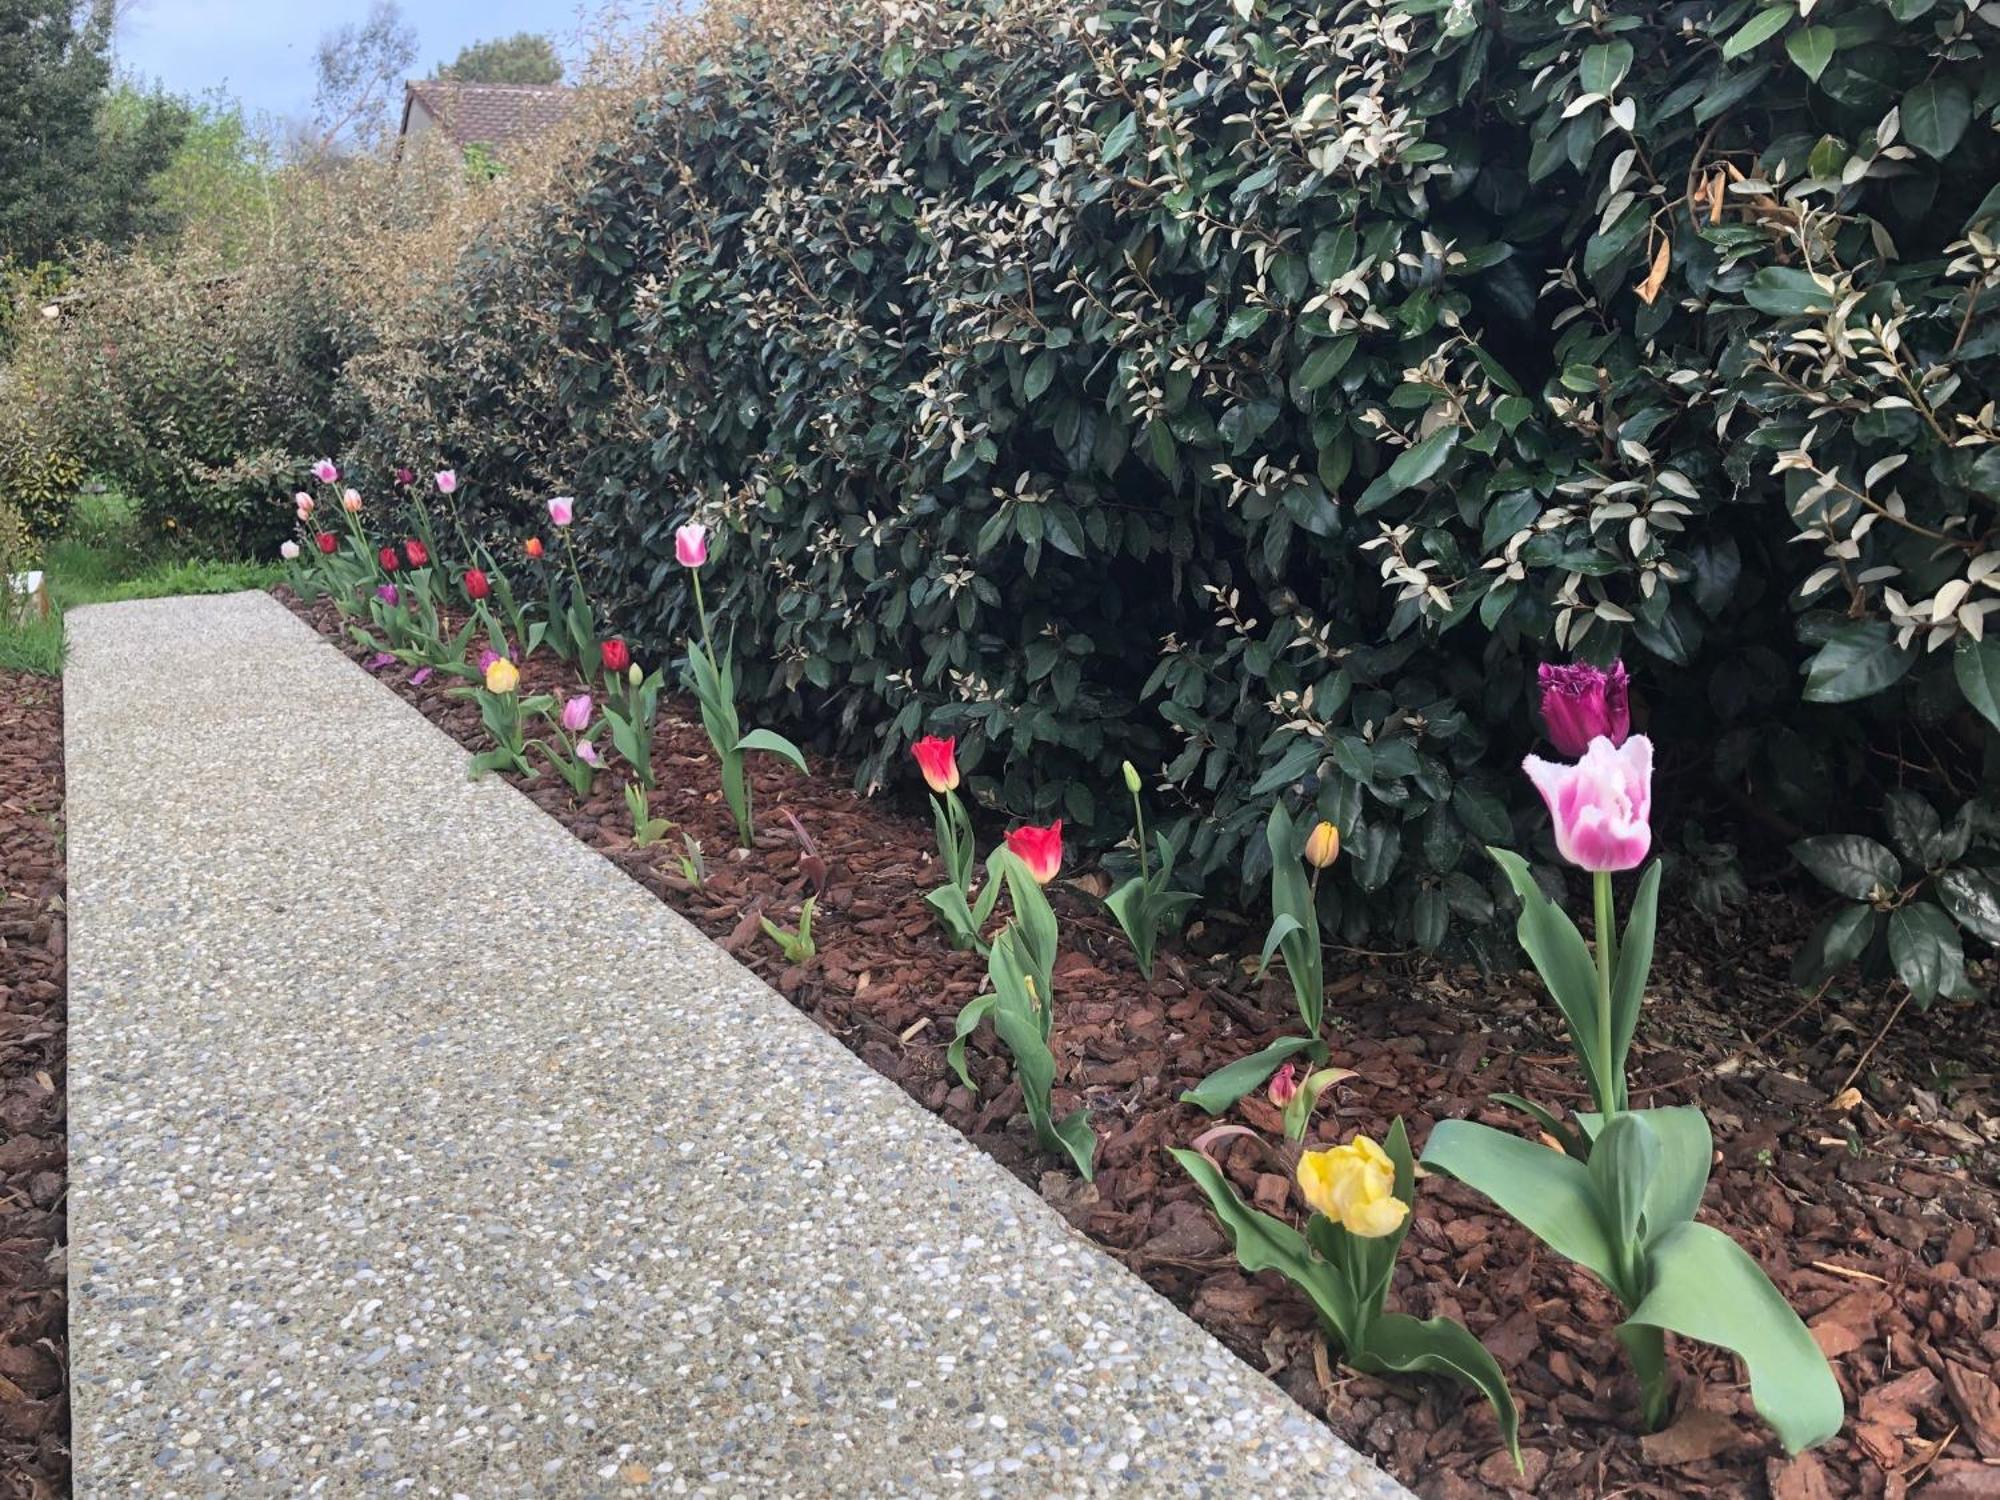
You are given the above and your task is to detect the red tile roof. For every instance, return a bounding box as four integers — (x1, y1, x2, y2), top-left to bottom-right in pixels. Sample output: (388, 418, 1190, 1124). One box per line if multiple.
(399, 82, 577, 154)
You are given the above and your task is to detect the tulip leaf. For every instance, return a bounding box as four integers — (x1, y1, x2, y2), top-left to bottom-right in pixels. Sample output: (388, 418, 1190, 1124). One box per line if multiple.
(1170, 1145, 1348, 1331)
(1421, 1119, 1620, 1286)
(736, 727, 809, 773)
(944, 992, 996, 1091)
(1358, 1314, 1522, 1471)
(1627, 1222, 1844, 1454)
(1488, 847, 1607, 1109)
(1490, 1092, 1593, 1160)
(1180, 1035, 1322, 1114)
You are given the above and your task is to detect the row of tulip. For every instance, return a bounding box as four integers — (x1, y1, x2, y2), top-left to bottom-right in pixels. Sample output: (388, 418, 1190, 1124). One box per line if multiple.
(277, 466, 1837, 1463)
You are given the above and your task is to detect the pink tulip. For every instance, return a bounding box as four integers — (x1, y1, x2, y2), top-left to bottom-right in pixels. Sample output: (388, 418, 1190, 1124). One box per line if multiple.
(548, 496, 574, 527)
(560, 693, 592, 732)
(1538, 661, 1630, 759)
(294, 491, 314, 515)
(675, 522, 708, 568)
(577, 741, 601, 767)
(312, 459, 339, 484)
(1523, 735, 1654, 873)
(435, 470, 457, 495)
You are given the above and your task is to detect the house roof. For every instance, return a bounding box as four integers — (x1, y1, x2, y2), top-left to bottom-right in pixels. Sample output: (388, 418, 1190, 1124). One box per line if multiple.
(398, 81, 577, 153)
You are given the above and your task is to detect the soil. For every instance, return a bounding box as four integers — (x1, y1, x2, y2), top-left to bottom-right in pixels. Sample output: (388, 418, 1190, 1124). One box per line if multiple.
(295, 590, 2000, 1498)
(0, 670, 67, 1499)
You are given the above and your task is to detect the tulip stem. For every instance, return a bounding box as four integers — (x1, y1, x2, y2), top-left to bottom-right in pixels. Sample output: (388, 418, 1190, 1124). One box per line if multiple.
(1130, 788, 1150, 881)
(1593, 870, 1619, 1116)
(688, 568, 718, 667)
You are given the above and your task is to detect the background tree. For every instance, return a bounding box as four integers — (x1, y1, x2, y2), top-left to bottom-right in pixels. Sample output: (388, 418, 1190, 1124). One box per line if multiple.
(436, 32, 563, 86)
(311, 0, 418, 155)
(0, 0, 116, 264)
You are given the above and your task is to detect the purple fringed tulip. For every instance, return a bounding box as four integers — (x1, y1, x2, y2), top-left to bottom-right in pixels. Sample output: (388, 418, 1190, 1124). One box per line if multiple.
(1537, 661, 1630, 759)
(1523, 735, 1654, 873)
(561, 693, 592, 732)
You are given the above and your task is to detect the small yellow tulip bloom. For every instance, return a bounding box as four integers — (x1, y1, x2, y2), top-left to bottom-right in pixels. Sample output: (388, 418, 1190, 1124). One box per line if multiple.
(1303, 820, 1341, 869)
(1295, 1134, 1408, 1239)
(484, 658, 520, 695)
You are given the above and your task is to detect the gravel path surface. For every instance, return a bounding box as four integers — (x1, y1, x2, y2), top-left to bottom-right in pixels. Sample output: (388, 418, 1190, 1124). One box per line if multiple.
(63, 591, 1407, 1499)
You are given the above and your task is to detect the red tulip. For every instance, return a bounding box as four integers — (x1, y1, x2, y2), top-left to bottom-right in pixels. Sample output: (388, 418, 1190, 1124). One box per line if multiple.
(524, 537, 544, 559)
(600, 638, 631, 673)
(378, 546, 400, 572)
(463, 568, 490, 601)
(315, 532, 337, 555)
(1004, 820, 1063, 885)
(911, 735, 959, 795)
(403, 538, 429, 567)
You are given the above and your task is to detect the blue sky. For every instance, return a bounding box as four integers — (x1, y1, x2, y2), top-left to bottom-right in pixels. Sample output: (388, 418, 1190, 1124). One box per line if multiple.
(112, 0, 608, 135)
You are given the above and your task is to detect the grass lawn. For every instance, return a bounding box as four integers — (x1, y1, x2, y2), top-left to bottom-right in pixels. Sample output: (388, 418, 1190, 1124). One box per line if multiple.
(2, 491, 279, 675)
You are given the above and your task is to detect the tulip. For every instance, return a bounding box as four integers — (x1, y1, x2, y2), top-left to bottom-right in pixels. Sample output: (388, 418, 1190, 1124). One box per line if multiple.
(675, 521, 708, 568)
(1523, 734, 1654, 874)
(343, 490, 362, 513)
(463, 568, 490, 600)
(548, 496, 574, 527)
(627, 663, 642, 687)
(600, 637, 631, 674)
(1538, 660, 1630, 759)
(477, 649, 501, 674)
(280, 540, 300, 561)
(435, 470, 457, 494)
(294, 492, 314, 515)
(403, 538, 429, 568)
(1122, 760, 1142, 794)
(376, 584, 399, 605)
(912, 735, 960, 794)
(524, 537, 544, 559)
(561, 694, 592, 733)
(1296, 1134, 1409, 1239)
(577, 740, 601, 766)
(1304, 820, 1341, 869)
(312, 458, 339, 484)
(315, 532, 337, 555)
(394, 466, 416, 487)
(409, 666, 433, 687)
(1268, 1062, 1300, 1108)
(485, 657, 520, 695)
(378, 546, 400, 572)
(1004, 820, 1063, 885)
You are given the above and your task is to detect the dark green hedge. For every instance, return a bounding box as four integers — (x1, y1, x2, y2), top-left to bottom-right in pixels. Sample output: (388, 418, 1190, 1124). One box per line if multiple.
(351, 0, 2000, 970)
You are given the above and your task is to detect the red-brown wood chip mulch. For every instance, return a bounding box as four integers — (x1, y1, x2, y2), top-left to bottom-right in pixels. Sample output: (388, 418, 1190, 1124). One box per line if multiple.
(0, 670, 66, 1499)
(289, 591, 1999, 1500)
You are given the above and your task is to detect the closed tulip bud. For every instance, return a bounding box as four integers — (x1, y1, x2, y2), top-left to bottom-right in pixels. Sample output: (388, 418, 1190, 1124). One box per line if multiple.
(675, 521, 708, 568)
(1296, 1134, 1409, 1239)
(600, 637, 631, 673)
(1004, 820, 1063, 885)
(315, 532, 337, 555)
(1122, 760, 1142, 794)
(343, 490, 362, 513)
(376, 584, 399, 605)
(294, 492, 314, 514)
(402, 538, 428, 568)
(628, 663, 642, 687)
(1268, 1062, 1300, 1108)
(280, 540, 300, 561)
(394, 466, 416, 487)
(911, 735, 959, 794)
(1304, 820, 1341, 869)
(561, 694, 592, 732)
(435, 470, 457, 494)
(524, 536, 544, 559)
(548, 496, 574, 527)
(462, 568, 490, 600)
(484, 657, 520, 695)
(378, 546, 400, 572)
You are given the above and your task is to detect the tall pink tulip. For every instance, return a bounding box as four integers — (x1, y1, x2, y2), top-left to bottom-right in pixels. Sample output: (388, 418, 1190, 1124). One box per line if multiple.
(675, 522, 708, 568)
(294, 491, 314, 515)
(435, 470, 457, 495)
(1523, 735, 1654, 873)
(1538, 661, 1630, 759)
(311, 458, 339, 484)
(548, 496, 574, 527)
(560, 693, 592, 733)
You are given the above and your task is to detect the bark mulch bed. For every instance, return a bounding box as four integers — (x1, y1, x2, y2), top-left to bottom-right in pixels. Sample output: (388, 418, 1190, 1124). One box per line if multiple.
(287, 590, 2000, 1500)
(0, 670, 66, 1499)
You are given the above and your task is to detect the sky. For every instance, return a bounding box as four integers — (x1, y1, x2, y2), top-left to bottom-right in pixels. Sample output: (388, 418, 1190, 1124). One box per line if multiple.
(111, 0, 627, 135)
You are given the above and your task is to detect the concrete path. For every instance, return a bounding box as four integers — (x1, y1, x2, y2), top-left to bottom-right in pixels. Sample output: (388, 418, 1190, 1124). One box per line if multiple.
(64, 592, 1408, 1498)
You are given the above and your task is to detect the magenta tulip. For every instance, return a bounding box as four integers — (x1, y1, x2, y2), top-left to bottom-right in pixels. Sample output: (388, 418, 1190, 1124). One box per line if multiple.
(435, 470, 457, 495)
(675, 522, 708, 568)
(548, 496, 574, 527)
(1538, 661, 1630, 759)
(1523, 735, 1654, 873)
(312, 458, 339, 484)
(560, 693, 592, 732)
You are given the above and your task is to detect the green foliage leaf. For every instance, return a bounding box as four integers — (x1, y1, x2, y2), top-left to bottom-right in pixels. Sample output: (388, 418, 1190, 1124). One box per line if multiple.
(1953, 636, 2000, 732)
(1936, 868, 2000, 945)
(1721, 6, 1793, 60)
(1488, 847, 1609, 1108)
(1784, 27, 1836, 83)
(1356, 427, 1459, 513)
(1887, 901, 1965, 1005)
(1803, 622, 1916, 703)
(1900, 80, 1971, 160)
(1790, 835, 1900, 900)
(1627, 1222, 1843, 1454)
(1361, 1314, 1522, 1469)
(1421, 1119, 1620, 1284)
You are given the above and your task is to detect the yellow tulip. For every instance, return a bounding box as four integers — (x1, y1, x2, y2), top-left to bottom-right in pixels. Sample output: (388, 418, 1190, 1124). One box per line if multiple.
(484, 658, 520, 695)
(1303, 820, 1341, 869)
(1295, 1134, 1408, 1238)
